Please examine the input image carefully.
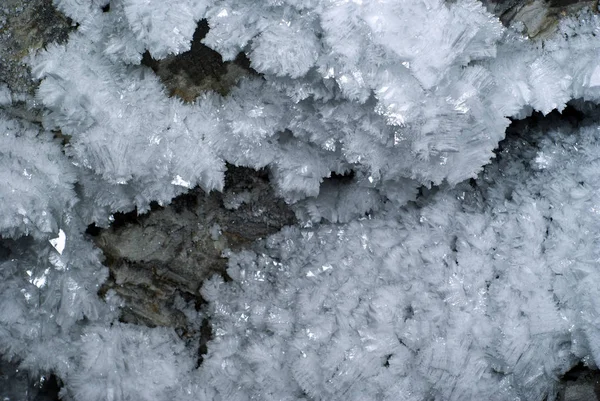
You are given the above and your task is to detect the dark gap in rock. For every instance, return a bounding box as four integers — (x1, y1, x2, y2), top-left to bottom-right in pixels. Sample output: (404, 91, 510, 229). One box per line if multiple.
(171, 191, 199, 214)
(0, 239, 11, 260)
(218, 165, 296, 247)
(109, 208, 143, 230)
(85, 223, 102, 237)
(52, 130, 71, 147)
(34, 373, 61, 401)
(403, 305, 414, 321)
(141, 19, 256, 101)
(102, 202, 164, 231)
(224, 163, 270, 190)
(101, 2, 110, 12)
(549, 0, 595, 7)
(449, 235, 458, 253)
(197, 318, 212, 367)
(491, 101, 594, 171)
(383, 354, 392, 368)
(149, 200, 163, 212)
(562, 362, 594, 382)
(233, 51, 253, 72)
(329, 170, 355, 184)
(509, 101, 588, 135)
(441, 99, 600, 214)
(0, 358, 61, 401)
(141, 50, 160, 71)
(164, 20, 225, 77)
(414, 183, 438, 203)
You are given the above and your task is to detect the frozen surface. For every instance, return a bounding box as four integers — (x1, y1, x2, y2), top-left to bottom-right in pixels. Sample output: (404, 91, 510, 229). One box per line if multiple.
(28, 0, 600, 219)
(197, 121, 600, 401)
(2, 0, 600, 400)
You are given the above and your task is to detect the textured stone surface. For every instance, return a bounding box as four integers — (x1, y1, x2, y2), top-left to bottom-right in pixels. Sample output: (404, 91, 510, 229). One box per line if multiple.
(556, 364, 600, 401)
(0, 0, 73, 95)
(93, 166, 296, 333)
(482, 0, 598, 37)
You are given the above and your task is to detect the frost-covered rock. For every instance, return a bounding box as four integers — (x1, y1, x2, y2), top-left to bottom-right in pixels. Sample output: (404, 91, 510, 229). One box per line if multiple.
(29, 0, 600, 214)
(200, 121, 600, 401)
(2, 0, 600, 400)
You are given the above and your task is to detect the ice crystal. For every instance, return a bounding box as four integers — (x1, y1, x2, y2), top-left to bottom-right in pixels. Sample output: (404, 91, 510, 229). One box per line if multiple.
(2, 0, 600, 400)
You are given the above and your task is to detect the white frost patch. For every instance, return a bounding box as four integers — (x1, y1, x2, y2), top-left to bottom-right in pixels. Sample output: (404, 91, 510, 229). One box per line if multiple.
(0, 84, 12, 105)
(33, 268, 50, 288)
(49, 229, 66, 255)
(589, 65, 600, 87)
(534, 151, 551, 169)
(171, 175, 191, 188)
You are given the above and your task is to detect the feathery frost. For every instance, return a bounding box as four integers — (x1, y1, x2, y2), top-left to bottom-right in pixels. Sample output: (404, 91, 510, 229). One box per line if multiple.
(2, 0, 600, 400)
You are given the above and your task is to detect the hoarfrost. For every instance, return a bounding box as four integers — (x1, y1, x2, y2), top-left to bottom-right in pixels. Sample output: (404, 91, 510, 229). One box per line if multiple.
(1, 0, 600, 400)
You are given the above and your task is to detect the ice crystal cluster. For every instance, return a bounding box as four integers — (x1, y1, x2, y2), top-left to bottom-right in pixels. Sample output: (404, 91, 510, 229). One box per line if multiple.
(3, 0, 600, 399)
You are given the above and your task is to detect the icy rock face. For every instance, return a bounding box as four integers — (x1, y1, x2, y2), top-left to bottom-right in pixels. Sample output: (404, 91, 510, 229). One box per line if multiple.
(29, 0, 600, 220)
(0, 109, 191, 401)
(199, 119, 600, 401)
(0, 109, 77, 239)
(3, 0, 600, 400)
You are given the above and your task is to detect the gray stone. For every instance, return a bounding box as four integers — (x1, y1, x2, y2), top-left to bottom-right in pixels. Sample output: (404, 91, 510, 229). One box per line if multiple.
(557, 365, 600, 401)
(481, 0, 598, 38)
(94, 166, 296, 333)
(0, 0, 73, 95)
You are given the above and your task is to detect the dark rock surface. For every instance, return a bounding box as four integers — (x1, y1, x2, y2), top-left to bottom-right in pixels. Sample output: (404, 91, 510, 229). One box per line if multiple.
(0, 357, 60, 401)
(556, 363, 600, 401)
(92, 166, 296, 333)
